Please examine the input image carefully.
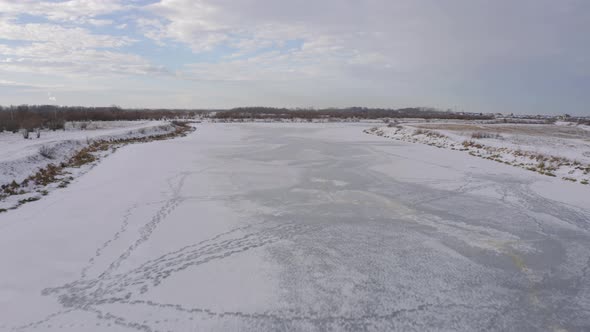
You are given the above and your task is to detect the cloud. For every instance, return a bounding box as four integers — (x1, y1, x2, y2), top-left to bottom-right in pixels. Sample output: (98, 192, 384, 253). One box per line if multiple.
(139, 0, 396, 82)
(0, 50, 168, 77)
(0, 79, 63, 89)
(142, 0, 590, 71)
(87, 19, 115, 26)
(0, 20, 134, 48)
(0, 17, 166, 77)
(0, 0, 127, 25)
(0, 0, 589, 113)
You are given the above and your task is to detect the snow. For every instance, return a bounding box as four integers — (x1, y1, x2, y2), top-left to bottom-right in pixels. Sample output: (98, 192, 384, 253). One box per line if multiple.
(367, 122, 590, 184)
(0, 123, 589, 331)
(0, 121, 167, 164)
(0, 121, 178, 211)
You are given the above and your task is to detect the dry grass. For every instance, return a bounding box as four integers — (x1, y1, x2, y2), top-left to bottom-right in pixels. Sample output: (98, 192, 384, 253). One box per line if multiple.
(26, 164, 63, 186)
(415, 123, 590, 140)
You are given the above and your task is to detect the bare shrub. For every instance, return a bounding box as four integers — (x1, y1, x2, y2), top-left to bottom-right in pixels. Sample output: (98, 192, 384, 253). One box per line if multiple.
(48, 120, 65, 131)
(413, 129, 428, 136)
(462, 140, 483, 149)
(171, 120, 190, 128)
(35, 128, 41, 138)
(471, 132, 502, 139)
(21, 129, 29, 139)
(414, 128, 446, 138)
(426, 131, 446, 138)
(39, 145, 57, 159)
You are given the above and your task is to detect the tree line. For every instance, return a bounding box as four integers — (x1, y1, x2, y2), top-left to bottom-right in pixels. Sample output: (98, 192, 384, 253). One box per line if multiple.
(213, 107, 494, 121)
(0, 105, 207, 132)
(0, 105, 498, 132)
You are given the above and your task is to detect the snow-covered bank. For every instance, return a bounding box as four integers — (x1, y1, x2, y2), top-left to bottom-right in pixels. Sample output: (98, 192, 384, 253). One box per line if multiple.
(0, 121, 173, 185)
(366, 122, 590, 184)
(0, 121, 191, 212)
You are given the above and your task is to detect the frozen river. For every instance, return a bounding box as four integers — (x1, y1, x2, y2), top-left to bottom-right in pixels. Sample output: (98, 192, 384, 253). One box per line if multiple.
(1, 123, 589, 331)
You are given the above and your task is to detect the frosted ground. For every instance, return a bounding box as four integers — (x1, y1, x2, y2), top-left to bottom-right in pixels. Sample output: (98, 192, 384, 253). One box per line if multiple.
(368, 121, 590, 184)
(1, 123, 589, 331)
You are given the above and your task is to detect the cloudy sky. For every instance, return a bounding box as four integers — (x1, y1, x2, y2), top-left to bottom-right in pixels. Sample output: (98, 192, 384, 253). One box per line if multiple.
(0, 0, 588, 114)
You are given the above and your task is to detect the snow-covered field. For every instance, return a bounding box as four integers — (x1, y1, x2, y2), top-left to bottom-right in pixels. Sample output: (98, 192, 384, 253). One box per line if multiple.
(0, 123, 589, 331)
(367, 121, 590, 184)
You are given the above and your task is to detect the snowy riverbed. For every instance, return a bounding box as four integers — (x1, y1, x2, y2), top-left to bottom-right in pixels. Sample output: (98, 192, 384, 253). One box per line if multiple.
(0, 123, 589, 331)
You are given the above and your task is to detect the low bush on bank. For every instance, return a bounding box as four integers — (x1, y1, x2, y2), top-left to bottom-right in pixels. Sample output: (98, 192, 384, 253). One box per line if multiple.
(413, 129, 446, 138)
(471, 132, 502, 139)
(39, 145, 58, 159)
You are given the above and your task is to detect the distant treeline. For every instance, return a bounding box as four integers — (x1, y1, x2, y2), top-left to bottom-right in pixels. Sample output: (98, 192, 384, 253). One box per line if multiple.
(0, 105, 498, 132)
(0, 105, 206, 132)
(214, 107, 494, 120)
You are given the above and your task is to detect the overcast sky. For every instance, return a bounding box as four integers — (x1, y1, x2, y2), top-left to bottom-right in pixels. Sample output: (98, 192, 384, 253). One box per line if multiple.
(0, 0, 589, 114)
